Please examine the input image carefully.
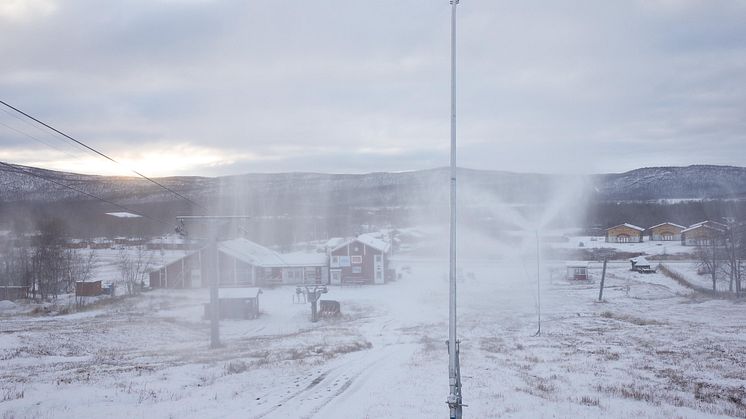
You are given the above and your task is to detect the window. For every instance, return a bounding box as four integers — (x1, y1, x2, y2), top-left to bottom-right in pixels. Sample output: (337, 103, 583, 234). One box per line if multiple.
(351, 255, 362, 264)
(339, 256, 351, 267)
(331, 255, 340, 267)
(352, 266, 362, 274)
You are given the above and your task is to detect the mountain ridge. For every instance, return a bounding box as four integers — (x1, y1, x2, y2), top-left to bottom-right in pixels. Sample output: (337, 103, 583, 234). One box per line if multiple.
(2, 163, 746, 205)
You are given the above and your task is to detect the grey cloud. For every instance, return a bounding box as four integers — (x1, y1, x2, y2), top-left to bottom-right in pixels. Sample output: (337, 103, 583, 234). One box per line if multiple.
(0, 0, 744, 175)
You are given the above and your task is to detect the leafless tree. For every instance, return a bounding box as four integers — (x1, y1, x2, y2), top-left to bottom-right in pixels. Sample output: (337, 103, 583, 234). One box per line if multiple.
(695, 240, 725, 292)
(19, 218, 99, 302)
(31, 218, 69, 300)
(721, 221, 745, 296)
(118, 246, 152, 295)
(67, 249, 97, 289)
(0, 238, 31, 290)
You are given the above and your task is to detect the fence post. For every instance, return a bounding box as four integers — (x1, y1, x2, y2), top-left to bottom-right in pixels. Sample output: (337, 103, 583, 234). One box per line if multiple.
(598, 258, 608, 302)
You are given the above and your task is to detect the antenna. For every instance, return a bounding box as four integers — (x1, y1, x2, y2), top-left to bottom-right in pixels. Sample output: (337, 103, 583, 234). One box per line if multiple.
(447, 1, 464, 418)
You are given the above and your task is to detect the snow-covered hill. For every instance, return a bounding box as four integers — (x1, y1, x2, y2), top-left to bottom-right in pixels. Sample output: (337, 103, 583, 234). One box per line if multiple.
(590, 165, 746, 201)
(3, 164, 745, 206)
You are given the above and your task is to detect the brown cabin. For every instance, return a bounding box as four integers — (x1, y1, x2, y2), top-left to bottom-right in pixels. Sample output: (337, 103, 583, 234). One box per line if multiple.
(681, 221, 727, 246)
(75, 280, 102, 297)
(605, 223, 644, 243)
(0, 286, 28, 301)
(648, 222, 685, 241)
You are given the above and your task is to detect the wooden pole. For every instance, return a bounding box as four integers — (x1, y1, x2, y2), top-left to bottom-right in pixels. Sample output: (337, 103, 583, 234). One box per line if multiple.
(598, 258, 607, 302)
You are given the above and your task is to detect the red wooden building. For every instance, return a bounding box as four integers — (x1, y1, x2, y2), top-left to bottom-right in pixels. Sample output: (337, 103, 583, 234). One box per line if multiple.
(149, 238, 328, 288)
(327, 234, 390, 285)
(566, 261, 589, 281)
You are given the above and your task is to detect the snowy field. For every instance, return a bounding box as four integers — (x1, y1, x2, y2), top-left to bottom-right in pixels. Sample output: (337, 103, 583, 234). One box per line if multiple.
(2, 259, 746, 418)
(662, 262, 736, 293)
(552, 235, 692, 256)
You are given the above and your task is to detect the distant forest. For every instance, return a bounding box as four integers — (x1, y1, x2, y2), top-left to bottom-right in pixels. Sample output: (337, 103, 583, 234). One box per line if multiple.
(2, 198, 745, 248)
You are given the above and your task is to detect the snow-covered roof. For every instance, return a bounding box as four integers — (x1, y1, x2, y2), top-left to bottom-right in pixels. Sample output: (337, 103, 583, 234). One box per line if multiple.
(566, 261, 589, 268)
(218, 238, 287, 267)
(150, 249, 199, 271)
(630, 256, 651, 266)
(606, 223, 645, 232)
(684, 220, 727, 233)
(329, 233, 390, 253)
(106, 212, 142, 218)
(218, 287, 262, 299)
(279, 251, 328, 267)
(356, 234, 390, 252)
(648, 222, 686, 230)
(325, 237, 346, 249)
(149, 234, 187, 245)
(218, 238, 326, 268)
(681, 224, 726, 234)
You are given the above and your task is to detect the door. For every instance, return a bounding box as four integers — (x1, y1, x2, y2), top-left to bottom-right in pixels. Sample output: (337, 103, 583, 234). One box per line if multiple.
(330, 269, 342, 285)
(374, 255, 384, 284)
(192, 268, 202, 287)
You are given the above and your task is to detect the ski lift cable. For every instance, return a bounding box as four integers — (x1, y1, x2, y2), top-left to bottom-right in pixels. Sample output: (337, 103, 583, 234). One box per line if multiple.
(0, 100, 207, 213)
(0, 118, 86, 162)
(1, 100, 257, 239)
(0, 106, 92, 157)
(0, 161, 167, 224)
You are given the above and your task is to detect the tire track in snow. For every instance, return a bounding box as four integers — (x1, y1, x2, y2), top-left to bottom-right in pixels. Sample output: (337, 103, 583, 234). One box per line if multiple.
(253, 343, 415, 419)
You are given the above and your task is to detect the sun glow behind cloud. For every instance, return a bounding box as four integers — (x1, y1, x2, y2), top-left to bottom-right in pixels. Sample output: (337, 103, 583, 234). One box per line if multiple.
(1, 0, 744, 175)
(1, 143, 252, 177)
(0, 0, 56, 22)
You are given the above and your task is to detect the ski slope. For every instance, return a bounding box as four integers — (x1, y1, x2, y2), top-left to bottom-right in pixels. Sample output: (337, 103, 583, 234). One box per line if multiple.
(2, 259, 746, 418)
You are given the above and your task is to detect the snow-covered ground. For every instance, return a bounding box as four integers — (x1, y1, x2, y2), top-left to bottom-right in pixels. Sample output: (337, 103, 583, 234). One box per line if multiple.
(661, 262, 735, 292)
(89, 247, 191, 285)
(552, 236, 692, 256)
(2, 259, 745, 418)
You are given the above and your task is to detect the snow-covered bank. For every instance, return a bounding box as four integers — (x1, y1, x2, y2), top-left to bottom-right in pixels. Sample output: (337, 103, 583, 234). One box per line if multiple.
(1, 259, 745, 418)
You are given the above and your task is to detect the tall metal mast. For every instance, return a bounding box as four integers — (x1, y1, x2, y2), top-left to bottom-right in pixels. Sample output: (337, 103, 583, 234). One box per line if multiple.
(447, 1, 463, 418)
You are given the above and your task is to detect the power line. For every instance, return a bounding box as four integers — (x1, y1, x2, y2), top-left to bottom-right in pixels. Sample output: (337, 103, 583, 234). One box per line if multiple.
(0, 119, 84, 162)
(1, 100, 256, 239)
(0, 100, 207, 212)
(0, 161, 167, 224)
(0, 107, 90, 157)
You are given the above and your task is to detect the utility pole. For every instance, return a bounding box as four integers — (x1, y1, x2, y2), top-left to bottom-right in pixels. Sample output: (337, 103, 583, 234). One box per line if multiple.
(447, 1, 464, 418)
(305, 285, 328, 322)
(598, 258, 608, 302)
(176, 215, 252, 349)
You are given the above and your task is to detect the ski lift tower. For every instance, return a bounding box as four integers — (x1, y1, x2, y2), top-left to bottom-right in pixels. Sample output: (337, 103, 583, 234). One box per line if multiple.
(447, 1, 464, 418)
(176, 215, 253, 349)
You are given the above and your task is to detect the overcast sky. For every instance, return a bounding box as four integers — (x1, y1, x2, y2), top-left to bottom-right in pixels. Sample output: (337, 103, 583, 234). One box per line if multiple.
(1, 0, 745, 177)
